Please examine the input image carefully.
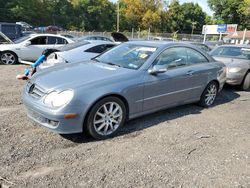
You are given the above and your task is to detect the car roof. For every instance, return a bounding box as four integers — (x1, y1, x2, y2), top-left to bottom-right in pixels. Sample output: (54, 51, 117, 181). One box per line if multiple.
(29, 33, 69, 38)
(125, 40, 197, 48)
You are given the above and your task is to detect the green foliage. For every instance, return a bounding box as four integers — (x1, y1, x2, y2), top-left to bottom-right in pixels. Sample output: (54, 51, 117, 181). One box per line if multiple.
(181, 2, 206, 33)
(208, 0, 250, 29)
(0, 0, 248, 32)
(0, 0, 116, 31)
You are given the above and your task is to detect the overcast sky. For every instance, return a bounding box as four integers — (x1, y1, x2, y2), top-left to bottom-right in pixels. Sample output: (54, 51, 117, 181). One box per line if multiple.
(109, 0, 213, 16)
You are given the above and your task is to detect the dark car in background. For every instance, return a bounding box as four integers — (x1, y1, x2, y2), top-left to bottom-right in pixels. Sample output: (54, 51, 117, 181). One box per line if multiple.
(0, 22, 22, 41)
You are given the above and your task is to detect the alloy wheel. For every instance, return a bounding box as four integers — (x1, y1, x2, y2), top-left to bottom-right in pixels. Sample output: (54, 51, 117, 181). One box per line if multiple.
(204, 84, 217, 106)
(93, 102, 123, 136)
(1, 53, 16, 65)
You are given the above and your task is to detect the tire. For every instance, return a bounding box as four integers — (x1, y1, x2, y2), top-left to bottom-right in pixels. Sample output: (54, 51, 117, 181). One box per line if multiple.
(241, 72, 250, 91)
(0, 51, 18, 65)
(199, 81, 218, 108)
(85, 97, 126, 140)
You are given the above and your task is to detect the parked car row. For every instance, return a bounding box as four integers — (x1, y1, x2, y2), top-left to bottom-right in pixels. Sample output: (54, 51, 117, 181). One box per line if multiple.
(0, 32, 127, 65)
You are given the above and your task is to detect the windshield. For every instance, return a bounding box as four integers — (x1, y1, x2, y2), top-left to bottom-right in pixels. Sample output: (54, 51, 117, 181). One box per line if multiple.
(58, 41, 90, 51)
(14, 36, 31, 44)
(95, 43, 157, 70)
(210, 46, 250, 60)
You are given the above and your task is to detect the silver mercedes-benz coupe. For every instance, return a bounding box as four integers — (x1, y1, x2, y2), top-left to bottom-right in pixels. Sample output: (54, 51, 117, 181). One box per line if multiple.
(22, 41, 226, 139)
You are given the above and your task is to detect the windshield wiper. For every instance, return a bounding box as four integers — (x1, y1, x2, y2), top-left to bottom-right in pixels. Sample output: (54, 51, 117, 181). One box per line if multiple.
(105, 62, 121, 67)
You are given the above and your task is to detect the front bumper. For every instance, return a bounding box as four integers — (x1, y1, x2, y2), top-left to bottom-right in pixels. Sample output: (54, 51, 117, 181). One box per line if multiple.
(22, 88, 85, 134)
(226, 72, 245, 85)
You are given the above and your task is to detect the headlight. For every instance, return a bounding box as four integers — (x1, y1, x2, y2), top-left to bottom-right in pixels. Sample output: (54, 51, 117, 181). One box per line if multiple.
(44, 90, 74, 108)
(228, 67, 242, 73)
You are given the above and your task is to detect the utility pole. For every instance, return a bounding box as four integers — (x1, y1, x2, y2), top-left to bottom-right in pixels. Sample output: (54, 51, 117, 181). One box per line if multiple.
(191, 22, 196, 35)
(203, 26, 207, 44)
(117, 1, 120, 32)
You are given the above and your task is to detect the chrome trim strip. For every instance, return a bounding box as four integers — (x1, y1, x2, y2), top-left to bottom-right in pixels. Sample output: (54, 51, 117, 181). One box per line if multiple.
(136, 85, 203, 103)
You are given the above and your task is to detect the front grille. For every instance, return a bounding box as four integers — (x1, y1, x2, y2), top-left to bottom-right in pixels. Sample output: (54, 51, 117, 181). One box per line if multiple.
(26, 81, 46, 99)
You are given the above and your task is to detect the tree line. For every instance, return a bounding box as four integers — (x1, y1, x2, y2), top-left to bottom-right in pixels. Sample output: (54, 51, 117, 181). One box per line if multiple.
(0, 0, 249, 33)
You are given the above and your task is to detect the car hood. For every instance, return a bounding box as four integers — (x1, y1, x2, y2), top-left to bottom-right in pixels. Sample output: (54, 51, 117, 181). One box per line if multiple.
(55, 50, 82, 62)
(0, 44, 17, 50)
(213, 56, 250, 68)
(31, 61, 134, 90)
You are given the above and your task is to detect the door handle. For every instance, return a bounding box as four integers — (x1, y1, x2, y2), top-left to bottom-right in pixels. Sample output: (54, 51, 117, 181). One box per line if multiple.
(186, 70, 195, 76)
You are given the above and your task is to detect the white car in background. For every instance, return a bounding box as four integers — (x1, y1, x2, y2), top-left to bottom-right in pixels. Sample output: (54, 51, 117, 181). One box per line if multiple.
(0, 34, 74, 65)
(38, 40, 116, 70)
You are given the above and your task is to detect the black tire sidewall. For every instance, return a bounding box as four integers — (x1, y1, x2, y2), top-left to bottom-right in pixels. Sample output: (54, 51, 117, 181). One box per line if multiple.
(241, 72, 250, 91)
(0, 51, 18, 65)
(199, 81, 218, 108)
(85, 97, 126, 140)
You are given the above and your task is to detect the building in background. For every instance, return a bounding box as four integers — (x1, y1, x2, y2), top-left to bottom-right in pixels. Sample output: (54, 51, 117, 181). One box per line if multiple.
(224, 30, 250, 45)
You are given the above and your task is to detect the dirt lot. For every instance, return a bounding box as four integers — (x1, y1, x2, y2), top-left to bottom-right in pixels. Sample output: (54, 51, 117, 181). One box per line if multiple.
(0, 64, 249, 188)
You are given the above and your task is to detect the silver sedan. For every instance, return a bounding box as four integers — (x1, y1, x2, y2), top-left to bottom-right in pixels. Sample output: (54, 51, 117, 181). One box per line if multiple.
(22, 41, 226, 139)
(211, 45, 250, 90)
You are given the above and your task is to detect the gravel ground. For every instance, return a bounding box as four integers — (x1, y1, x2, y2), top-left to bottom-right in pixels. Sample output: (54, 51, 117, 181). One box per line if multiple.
(0, 64, 249, 188)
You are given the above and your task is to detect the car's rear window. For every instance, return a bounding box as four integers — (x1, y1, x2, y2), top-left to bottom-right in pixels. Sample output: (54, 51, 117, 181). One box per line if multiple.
(59, 41, 90, 51)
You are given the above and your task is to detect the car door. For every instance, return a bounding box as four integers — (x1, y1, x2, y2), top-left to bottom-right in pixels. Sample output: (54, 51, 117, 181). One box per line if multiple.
(185, 47, 214, 94)
(143, 47, 205, 111)
(21, 36, 48, 61)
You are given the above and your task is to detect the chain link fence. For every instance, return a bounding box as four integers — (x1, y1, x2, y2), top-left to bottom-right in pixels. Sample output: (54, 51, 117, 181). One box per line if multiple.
(57, 30, 205, 41)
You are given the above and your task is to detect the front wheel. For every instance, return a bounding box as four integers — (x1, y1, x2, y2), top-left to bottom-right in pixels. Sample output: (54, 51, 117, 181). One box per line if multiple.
(0, 51, 18, 65)
(199, 81, 218, 107)
(85, 97, 126, 140)
(241, 72, 250, 91)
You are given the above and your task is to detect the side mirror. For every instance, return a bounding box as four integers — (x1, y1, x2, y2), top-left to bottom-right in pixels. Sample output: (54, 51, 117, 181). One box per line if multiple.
(148, 65, 167, 75)
(24, 41, 31, 47)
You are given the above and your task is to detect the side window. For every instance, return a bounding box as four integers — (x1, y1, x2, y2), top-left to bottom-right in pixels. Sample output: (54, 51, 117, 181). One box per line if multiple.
(47, 36, 57, 44)
(154, 47, 187, 69)
(186, 48, 209, 64)
(85, 45, 108, 53)
(30, 36, 47, 45)
(47, 37, 68, 45)
(56, 37, 68, 44)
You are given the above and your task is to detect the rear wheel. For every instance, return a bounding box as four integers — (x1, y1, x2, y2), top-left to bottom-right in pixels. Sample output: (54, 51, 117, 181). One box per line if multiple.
(85, 97, 126, 140)
(0, 51, 18, 65)
(199, 81, 218, 107)
(241, 72, 250, 91)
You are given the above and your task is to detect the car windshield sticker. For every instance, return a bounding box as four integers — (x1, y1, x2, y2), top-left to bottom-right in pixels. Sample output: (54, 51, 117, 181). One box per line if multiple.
(136, 47, 157, 52)
(139, 54, 148, 59)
